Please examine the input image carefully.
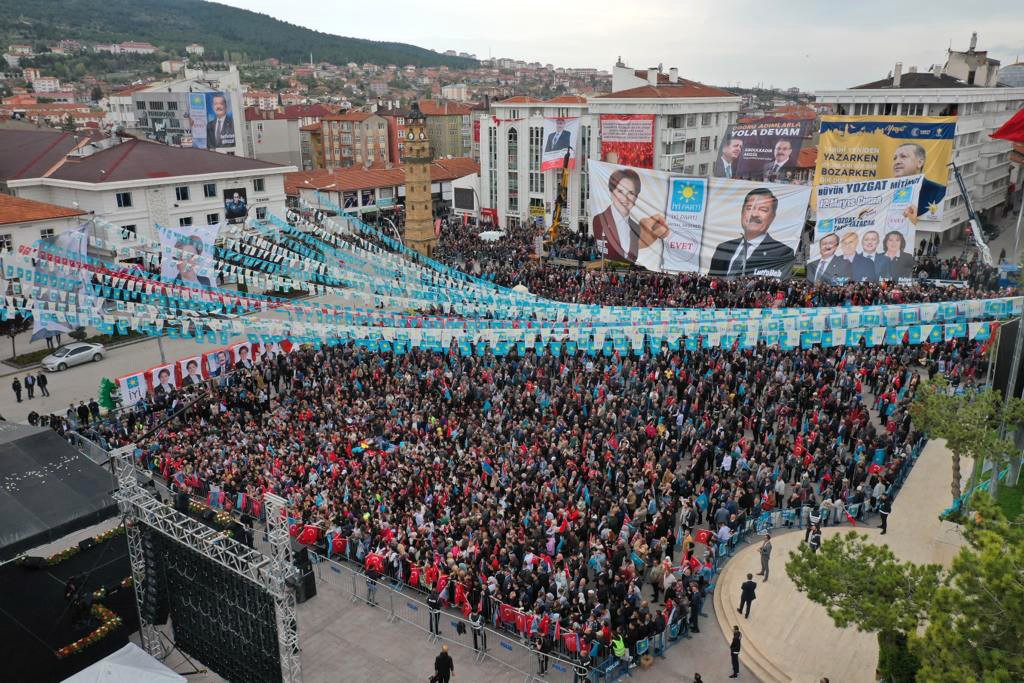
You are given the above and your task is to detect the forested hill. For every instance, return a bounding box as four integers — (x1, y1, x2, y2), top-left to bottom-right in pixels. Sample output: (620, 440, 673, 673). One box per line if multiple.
(1, 0, 476, 68)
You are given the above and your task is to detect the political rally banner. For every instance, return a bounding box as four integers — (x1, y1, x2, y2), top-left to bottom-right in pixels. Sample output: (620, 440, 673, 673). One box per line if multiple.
(714, 119, 811, 181)
(599, 114, 655, 168)
(118, 372, 148, 407)
(179, 355, 205, 387)
(700, 179, 811, 279)
(149, 363, 178, 397)
(663, 177, 708, 273)
(815, 116, 955, 221)
(811, 176, 922, 283)
(589, 160, 670, 272)
(32, 223, 91, 340)
(541, 117, 580, 171)
(158, 222, 220, 287)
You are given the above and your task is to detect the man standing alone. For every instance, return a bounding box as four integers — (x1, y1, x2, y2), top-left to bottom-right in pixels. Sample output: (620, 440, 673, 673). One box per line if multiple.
(737, 573, 757, 619)
(757, 534, 772, 581)
(728, 625, 742, 678)
(433, 644, 454, 683)
(879, 495, 892, 535)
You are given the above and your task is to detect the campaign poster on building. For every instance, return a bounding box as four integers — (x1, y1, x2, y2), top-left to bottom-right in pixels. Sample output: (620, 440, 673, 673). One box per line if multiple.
(599, 114, 655, 168)
(205, 347, 232, 377)
(810, 175, 921, 283)
(158, 223, 220, 287)
(149, 363, 178, 397)
(31, 223, 91, 340)
(701, 179, 811, 279)
(187, 92, 208, 149)
(589, 160, 669, 271)
(715, 119, 810, 181)
(541, 117, 580, 171)
(663, 177, 708, 273)
(223, 188, 248, 223)
(815, 115, 955, 221)
(187, 91, 235, 152)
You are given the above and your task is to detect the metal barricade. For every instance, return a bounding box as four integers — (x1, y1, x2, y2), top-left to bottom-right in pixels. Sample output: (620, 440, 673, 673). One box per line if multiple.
(66, 430, 111, 465)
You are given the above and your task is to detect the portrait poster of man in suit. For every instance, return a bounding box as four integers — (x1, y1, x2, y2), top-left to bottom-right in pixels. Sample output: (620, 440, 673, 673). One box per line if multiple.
(541, 117, 579, 171)
(703, 180, 809, 279)
(589, 161, 669, 272)
(205, 92, 235, 151)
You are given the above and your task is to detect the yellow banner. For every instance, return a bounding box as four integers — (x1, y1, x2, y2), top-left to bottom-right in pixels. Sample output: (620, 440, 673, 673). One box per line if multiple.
(815, 115, 956, 221)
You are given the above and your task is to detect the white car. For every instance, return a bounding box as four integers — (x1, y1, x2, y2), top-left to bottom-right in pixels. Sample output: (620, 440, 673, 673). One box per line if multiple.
(42, 342, 107, 372)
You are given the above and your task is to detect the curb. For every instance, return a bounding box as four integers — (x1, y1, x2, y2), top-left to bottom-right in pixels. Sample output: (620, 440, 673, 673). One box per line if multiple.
(0, 334, 161, 378)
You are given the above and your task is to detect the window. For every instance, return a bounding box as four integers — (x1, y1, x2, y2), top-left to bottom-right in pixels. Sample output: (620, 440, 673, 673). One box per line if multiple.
(206, 212, 219, 224)
(40, 228, 55, 240)
(167, 100, 178, 110)
(698, 163, 709, 175)
(700, 136, 711, 152)
(528, 126, 544, 193)
(203, 183, 217, 198)
(175, 185, 190, 201)
(686, 114, 696, 127)
(683, 165, 694, 174)
(255, 207, 267, 219)
(685, 138, 696, 153)
(881, 102, 898, 115)
(0, 234, 11, 252)
(701, 113, 711, 126)
(579, 124, 590, 208)
(488, 127, 498, 209)
(136, 101, 146, 110)
(148, 101, 163, 110)
(853, 103, 873, 115)
(121, 225, 137, 240)
(116, 191, 133, 208)
(178, 217, 193, 227)
(253, 178, 265, 192)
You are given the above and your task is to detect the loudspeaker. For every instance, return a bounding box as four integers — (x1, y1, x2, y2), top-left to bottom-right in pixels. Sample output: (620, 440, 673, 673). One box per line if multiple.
(201, 509, 215, 523)
(20, 556, 47, 569)
(78, 537, 96, 551)
(291, 546, 310, 570)
(291, 565, 317, 604)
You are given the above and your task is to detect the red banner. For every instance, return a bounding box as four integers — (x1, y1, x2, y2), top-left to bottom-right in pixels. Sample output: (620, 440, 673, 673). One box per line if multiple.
(600, 114, 655, 168)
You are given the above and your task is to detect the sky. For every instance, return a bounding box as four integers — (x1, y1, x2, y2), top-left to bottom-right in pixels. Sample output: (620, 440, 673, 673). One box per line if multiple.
(217, 0, 1024, 91)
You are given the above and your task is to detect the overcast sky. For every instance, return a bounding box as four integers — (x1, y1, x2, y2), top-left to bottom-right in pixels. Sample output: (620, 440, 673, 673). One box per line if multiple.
(218, 0, 1024, 91)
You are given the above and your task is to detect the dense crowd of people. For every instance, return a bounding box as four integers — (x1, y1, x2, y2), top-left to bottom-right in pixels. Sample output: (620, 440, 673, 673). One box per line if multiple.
(73, 326, 987, 666)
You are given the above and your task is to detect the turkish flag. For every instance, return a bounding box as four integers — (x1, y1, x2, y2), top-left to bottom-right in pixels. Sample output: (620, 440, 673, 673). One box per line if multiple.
(499, 603, 517, 624)
(365, 553, 385, 573)
(991, 108, 1024, 143)
(695, 528, 713, 546)
(297, 525, 319, 545)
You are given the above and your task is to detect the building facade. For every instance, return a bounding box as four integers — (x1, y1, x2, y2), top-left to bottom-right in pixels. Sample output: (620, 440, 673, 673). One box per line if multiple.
(243, 109, 303, 168)
(479, 63, 741, 231)
(419, 99, 473, 159)
(0, 193, 87, 257)
(816, 62, 1024, 236)
(319, 112, 390, 169)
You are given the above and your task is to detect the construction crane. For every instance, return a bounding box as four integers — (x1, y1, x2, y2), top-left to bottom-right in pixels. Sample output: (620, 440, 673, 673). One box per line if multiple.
(545, 147, 573, 245)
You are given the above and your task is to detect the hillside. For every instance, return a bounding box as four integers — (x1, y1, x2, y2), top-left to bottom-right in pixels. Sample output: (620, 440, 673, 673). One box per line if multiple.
(0, 0, 476, 69)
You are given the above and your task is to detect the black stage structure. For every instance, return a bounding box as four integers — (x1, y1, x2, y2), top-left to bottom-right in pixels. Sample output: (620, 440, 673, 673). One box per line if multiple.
(0, 422, 118, 561)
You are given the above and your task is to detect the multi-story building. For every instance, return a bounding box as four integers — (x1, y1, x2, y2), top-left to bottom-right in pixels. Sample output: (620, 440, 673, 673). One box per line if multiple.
(441, 83, 469, 102)
(300, 123, 323, 170)
(479, 62, 741, 230)
(1, 130, 293, 244)
(31, 76, 61, 93)
(243, 108, 303, 168)
(318, 112, 389, 168)
(94, 41, 157, 55)
(22, 67, 41, 81)
(8, 45, 34, 57)
(160, 60, 185, 74)
(375, 104, 411, 164)
(185, 43, 205, 57)
(815, 39, 1024, 239)
(418, 99, 472, 159)
(244, 90, 279, 110)
(0, 193, 88, 256)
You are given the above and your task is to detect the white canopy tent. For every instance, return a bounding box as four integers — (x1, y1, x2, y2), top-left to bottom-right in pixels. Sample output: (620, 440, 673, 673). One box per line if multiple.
(62, 643, 184, 683)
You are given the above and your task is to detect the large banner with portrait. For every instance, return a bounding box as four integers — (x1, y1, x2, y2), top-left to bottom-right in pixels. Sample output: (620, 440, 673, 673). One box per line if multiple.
(32, 223, 92, 340)
(158, 223, 220, 287)
(815, 116, 955, 222)
(700, 179, 812, 279)
(714, 119, 810, 181)
(188, 91, 236, 152)
(590, 161, 808, 276)
(810, 176, 922, 283)
(599, 114, 655, 169)
(541, 117, 580, 171)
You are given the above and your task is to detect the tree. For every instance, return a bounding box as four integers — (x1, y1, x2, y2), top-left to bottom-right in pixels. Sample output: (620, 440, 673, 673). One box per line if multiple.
(913, 493, 1024, 682)
(97, 378, 118, 411)
(0, 313, 33, 359)
(786, 532, 940, 681)
(90, 85, 103, 102)
(69, 326, 88, 342)
(60, 114, 75, 132)
(910, 376, 1024, 500)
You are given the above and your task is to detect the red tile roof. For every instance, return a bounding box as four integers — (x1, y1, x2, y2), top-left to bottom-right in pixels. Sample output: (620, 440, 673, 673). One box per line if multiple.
(0, 129, 102, 182)
(0, 193, 86, 226)
(322, 111, 371, 122)
(5, 137, 285, 184)
(300, 122, 322, 132)
(496, 96, 542, 104)
(546, 95, 587, 104)
(595, 80, 735, 99)
(285, 157, 479, 195)
(281, 103, 336, 119)
(418, 99, 472, 116)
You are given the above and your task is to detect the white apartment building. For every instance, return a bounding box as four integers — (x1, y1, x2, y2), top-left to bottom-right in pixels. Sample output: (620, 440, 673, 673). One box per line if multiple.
(31, 76, 62, 93)
(479, 62, 741, 231)
(816, 59, 1024, 236)
(2, 132, 293, 246)
(441, 83, 469, 102)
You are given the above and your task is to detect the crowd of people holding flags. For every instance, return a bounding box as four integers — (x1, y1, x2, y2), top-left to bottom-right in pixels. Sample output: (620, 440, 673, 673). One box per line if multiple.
(73, 311, 988, 668)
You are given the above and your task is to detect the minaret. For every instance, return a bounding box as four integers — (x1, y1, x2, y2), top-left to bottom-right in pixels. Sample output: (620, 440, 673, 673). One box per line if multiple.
(401, 102, 436, 257)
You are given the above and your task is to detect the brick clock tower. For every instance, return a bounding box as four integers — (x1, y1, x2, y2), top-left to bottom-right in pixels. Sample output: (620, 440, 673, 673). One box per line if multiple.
(401, 103, 436, 257)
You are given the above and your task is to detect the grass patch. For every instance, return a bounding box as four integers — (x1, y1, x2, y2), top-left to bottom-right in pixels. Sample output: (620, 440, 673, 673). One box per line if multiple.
(996, 482, 1023, 520)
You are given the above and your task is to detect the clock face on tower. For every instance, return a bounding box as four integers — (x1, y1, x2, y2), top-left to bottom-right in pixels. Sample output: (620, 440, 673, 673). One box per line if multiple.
(407, 131, 414, 140)
(419, 132, 426, 140)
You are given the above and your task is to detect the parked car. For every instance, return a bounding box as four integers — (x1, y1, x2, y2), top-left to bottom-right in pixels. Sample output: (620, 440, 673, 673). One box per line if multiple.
(41, 342, 106, 372)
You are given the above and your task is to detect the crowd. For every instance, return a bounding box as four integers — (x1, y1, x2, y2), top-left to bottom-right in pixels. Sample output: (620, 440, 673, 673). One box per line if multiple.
(73, 326, 987, 667)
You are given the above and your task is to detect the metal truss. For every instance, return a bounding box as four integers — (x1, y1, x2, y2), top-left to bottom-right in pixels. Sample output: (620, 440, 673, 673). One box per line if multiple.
(264, 493, 303, 683)
(111, 447, 302, 681)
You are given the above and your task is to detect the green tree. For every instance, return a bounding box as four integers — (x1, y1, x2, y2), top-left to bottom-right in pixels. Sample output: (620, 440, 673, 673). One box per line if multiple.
(97, 378, 118, 411)
(913, 493, 1024, 682)
(0, 313, 32, 359)
(90, 85, 103, 102)
(787, 532, 939, 681)
(60, 114, 75, 132)
(910, 376, 1024, 500)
